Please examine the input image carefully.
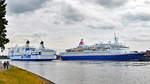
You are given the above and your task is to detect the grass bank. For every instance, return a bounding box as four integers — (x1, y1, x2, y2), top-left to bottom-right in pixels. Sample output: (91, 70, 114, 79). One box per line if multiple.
(0, 66, 54, 84)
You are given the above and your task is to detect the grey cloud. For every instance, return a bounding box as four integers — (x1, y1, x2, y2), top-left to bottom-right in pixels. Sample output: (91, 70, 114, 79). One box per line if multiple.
(144, 1, 150, 4)
(50, 36, 64, 40)
(15, 32, 47, 38)
(54, 21, 61, 25)
(123, 35, 150, 42)
(62, 5, 84, 24)
(139, 34, 150, 38)
(31, 33, 47, 38)
(129, 37, 150, 42)
(87, 25, 115, 30)
(124, 13, 150, 22)
(95, 0, 128, 8)
(7, 0, 49, 14)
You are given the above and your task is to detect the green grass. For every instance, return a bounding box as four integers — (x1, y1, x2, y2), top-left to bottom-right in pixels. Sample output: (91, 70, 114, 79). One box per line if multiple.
(0, 66, 54, 84)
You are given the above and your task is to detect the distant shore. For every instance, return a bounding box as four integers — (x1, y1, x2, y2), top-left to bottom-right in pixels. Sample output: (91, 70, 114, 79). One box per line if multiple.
(0, 63, 54, 84)
(0, 55, 9, 59)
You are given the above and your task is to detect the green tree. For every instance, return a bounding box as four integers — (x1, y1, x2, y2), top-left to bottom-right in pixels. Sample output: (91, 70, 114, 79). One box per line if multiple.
(0, 0, 9, 51)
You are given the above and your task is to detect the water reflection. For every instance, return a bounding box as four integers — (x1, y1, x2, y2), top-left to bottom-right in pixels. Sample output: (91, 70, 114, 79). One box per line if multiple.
(10, 61, 150, 84)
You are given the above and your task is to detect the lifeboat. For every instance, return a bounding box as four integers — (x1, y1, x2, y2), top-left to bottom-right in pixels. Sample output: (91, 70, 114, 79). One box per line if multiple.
(91, 47, 96, 51)
(78, 48, 83, 51)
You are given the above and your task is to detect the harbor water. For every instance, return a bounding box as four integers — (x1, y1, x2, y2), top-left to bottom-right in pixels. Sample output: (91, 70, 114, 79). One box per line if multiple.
(10, 61, 150, 84)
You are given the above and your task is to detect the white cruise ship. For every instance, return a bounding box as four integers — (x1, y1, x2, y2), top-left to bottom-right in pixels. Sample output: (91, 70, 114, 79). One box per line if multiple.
(60, 34, 145, 61)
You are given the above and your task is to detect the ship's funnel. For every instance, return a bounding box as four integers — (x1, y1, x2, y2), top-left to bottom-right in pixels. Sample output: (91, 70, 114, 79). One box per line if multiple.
(26, 40, 30, 44)
(25, 40, 30, 51)
(40, 41, 45, 49)
(79, 39, 84, 46)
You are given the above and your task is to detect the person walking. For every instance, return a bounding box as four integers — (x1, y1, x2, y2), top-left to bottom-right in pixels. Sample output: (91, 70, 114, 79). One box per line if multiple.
(6, 61, 9, 69)
(3, 61, 6, 69)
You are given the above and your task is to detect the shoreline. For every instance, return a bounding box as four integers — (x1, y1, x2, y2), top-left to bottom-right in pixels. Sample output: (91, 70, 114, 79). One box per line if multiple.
(13, 65, 55, 84)
(0, 63, 54, 84)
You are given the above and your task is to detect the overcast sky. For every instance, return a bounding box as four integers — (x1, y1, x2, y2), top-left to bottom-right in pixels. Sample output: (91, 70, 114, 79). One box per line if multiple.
(5, 0, 150, 52)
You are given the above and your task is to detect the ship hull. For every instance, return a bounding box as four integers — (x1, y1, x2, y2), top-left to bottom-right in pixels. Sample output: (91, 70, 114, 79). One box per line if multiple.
(11, 58, 55, 61)
(10, 55, 56, 61)
(60, 53, 145, 61)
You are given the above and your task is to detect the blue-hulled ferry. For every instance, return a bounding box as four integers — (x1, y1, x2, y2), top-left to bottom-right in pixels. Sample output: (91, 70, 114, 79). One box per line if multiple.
(60, 34, 145, 61)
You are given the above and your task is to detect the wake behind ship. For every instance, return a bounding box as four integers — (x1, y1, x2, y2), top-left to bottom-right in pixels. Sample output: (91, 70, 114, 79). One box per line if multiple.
(8, 40, 56, 61)
(60, 34, 145, 61)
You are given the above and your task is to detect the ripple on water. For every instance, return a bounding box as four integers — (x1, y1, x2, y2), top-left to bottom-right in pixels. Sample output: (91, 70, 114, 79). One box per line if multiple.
(10, 61, 150, 84)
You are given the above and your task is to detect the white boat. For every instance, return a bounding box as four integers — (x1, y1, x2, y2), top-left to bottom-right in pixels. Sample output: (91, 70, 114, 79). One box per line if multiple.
(8, 40, 56, 61)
